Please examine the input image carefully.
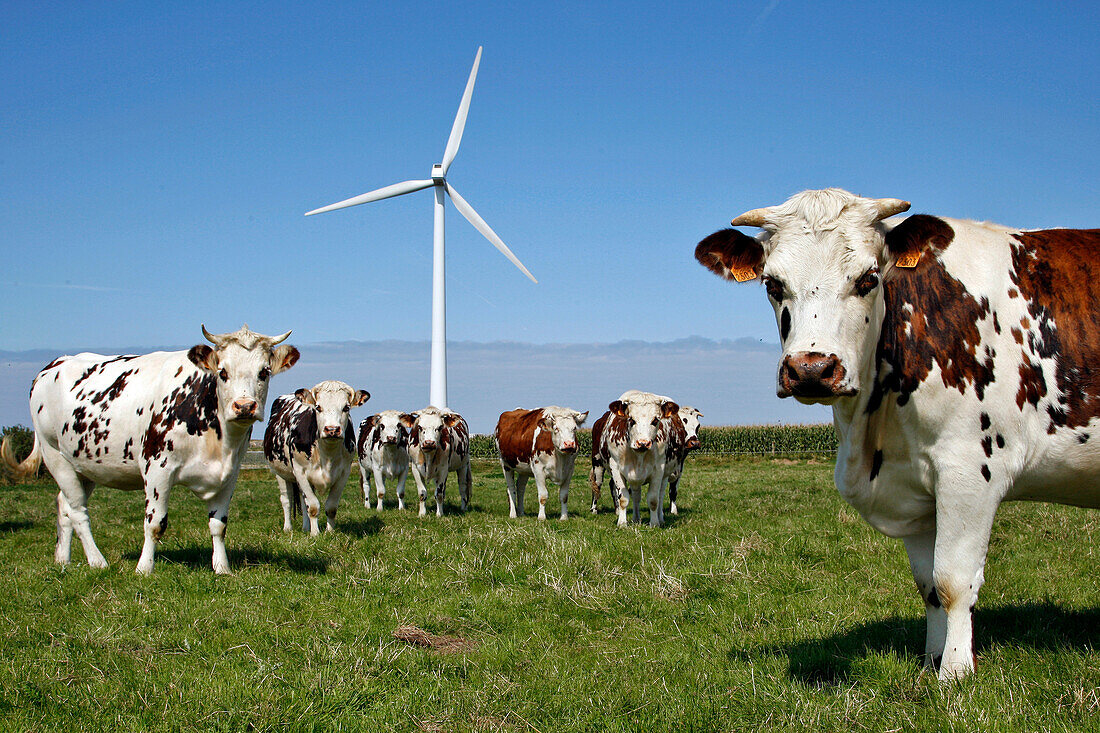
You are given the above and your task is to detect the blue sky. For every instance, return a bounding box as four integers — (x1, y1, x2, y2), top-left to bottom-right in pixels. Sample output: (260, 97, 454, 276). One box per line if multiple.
(2, 3, 1098, 357)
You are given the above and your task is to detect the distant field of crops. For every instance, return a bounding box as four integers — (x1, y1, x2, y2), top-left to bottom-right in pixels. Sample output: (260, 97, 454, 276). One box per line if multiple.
(466, 424, 838, 460)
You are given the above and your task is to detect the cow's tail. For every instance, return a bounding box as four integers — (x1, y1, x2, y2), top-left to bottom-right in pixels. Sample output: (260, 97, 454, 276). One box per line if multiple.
(289, 481, 302, 520)
(1, 434, 41, 481)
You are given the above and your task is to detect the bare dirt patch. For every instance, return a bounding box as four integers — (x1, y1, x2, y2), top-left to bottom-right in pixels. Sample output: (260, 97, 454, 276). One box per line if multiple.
(393, 624, 476, 654)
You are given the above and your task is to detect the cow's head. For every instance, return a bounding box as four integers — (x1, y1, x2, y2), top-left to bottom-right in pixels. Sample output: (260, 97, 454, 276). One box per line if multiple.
(538, 407, 589, 454)
(695, 189, 910, 403)
(679, 406, 703, 451)
(609, 395, 679, 452)
(412, 407, 460, 453)
(367, 410, 412, 447)
(295, 380, 370, 442)
(187, 324, 300, 423)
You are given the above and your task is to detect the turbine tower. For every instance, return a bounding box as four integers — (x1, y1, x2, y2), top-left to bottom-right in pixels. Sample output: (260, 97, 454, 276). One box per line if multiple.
(305, 46, 536, 409)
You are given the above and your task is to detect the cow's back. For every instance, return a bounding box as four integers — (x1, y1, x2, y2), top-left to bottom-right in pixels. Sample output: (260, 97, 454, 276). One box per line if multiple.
(496, 408, 542, 467)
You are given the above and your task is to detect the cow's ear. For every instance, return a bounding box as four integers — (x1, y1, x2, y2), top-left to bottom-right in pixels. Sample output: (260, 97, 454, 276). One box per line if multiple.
(351, 390, 371, 407)
(574, 410, 589, 426)
(609, 400, 627, 418)
(294, 388, 316, 406)
(661, 400, 681, 418)
(363, 415, 378, 432)
(883, 214, 954, 277)
(538, 415, 554, 429)
(399, 412, 417, 428)
(443, 413, 459, 427)
(272, 345, 300, 375)
(695, 229, 765, 283)
(188, 345, 218, 373)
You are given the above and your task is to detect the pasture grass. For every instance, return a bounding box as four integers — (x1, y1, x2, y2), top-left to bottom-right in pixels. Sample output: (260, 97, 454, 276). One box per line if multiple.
(1, 457, 1099, 731)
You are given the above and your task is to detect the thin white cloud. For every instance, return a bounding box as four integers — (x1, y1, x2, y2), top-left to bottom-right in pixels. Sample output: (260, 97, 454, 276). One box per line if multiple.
(748, 0, 783, 37)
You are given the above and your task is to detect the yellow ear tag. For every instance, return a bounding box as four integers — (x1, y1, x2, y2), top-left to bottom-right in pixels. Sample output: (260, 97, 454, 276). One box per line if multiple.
(731, 266, 758, 282)
(896, 251, 921, 268)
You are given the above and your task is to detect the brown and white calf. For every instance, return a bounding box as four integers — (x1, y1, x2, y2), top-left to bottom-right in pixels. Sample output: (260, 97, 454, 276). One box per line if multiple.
(263, 381, 369, 534)
(407, 406, 471, 517)
(664, 406, 703, 517)
(357, 410, 412, 511)
(588, 391, 679, 527)
(696, 187, 1100, 680)
(495, 406, 588, 520)
(3, 324, 298, 574)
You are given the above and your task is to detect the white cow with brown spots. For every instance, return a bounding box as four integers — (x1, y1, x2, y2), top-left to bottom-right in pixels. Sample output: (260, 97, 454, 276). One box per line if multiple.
(357, 410, 413, 511)
(407, 407, 471, 517)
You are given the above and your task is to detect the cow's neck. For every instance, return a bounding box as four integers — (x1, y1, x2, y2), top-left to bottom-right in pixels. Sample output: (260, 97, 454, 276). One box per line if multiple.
(217, 419, 253, 465)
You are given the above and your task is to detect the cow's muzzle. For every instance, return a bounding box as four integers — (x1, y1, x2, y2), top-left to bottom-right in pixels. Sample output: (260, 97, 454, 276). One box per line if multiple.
(420, 440, 438, 451)
(778, 352, 854, 400)
(560, 442, 578, 454)
(632, 439, 652, 452)
(230, 399, 259, 421)
(322, 426, 343, 439)
(686, 436, 701, 451)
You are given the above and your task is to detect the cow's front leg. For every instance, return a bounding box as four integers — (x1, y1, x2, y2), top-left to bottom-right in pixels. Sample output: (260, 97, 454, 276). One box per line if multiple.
(136, 479, 172, 575)
(459, 461, 472, 512)
(589, 461, 603, 514)
(411, 465, 429, 517)
(609, 465, 629, 526)
(206, 486, 235, 575)
(503, 465, 520, 518)
(532, 466, 550, 521)
(668, 476, 679, 515)
(932, 480, 999, 681)
(434, 474, 446, 517)
(293, 469, 322, 536)
(396, 467, 408, 511)
(372, 466, 387, 511)
(515, 474, 529, 517)
(903, 528, 945, 671)
(359, 465, 371, 508)
(646, 477, 663, 528)
(323, 476, 347, 532)
(559, 466, 573, 521)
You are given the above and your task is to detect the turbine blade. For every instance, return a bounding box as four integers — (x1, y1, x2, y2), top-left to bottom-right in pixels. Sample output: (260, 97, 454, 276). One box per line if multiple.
(305, 179, 434, 216)
(446, 182, 537, 283)
(440, 46, 482, 175)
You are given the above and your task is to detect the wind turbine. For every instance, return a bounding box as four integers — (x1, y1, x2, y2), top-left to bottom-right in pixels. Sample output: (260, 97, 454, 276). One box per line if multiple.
(305, 46, 536, 409)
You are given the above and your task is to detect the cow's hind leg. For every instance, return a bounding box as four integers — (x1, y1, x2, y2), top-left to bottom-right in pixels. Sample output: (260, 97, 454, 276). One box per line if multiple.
(669, 477, 679, 515)
(275, 476, 294, 532)
(435, 474, 447, 517)
(515, 474, 529, 518)
(43, 445, 106, 568)
(136, 479, 172, 576)
(903, 529, 945, 671)
(504, 465, 520, 518)
(589, 460, 603, 514)
(459, 460, 472, 512)
(206, 485, 235, 575)
(396, 468, 408, 511)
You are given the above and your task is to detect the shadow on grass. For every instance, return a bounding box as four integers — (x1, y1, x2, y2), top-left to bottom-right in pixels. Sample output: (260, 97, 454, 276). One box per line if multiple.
(0, 520, 34, 533)
(336, 516, 383, 537)
(731, 602, 1100, 686)
(124, 545, 330, 574)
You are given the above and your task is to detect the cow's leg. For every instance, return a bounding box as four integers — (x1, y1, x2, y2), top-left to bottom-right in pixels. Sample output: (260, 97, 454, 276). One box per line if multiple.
(136, 479, 172, 576)
(372, 466, 387, 511)
(275, 476, 294, 532)
(205, 485, 234, 575)
(532, 466, 550, 521)
(459, 459, 472, 512)
(47, 452, 107, 568)
(589, 460, 603, 514)
(293, 469, 322, 536)
(515, 474, 529, 517)
(903, 528, 945, 671)
(646, 478, 662, 528)
(669, 476, 679, 516)
(631, 485, 642, 524)
(55, 491, 74, 564)
(503, 465, 520, 518)
(609, 465, 629, 527)
(396, 467, 409, 511)
(932, 484, 999, 681)
(360, 465, 371, 508)
(559, 466, 573, 521)
(434, 472, 446, 517)
(411, 465, 429, 517)
(323, 476, 347, 532)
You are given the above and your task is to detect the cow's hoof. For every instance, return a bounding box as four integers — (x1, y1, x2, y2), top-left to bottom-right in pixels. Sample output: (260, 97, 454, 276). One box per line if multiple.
(88, 555, 109, 570)
(559, 514, 568, 522)
(135, 561, 154, 576)
(213, 563, 232, 576)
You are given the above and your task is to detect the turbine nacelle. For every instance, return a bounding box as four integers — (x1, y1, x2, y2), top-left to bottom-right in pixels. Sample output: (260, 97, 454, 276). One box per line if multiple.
(431, 165, 445, 183)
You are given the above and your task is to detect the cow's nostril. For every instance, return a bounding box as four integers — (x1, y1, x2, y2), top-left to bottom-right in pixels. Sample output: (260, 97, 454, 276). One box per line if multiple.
(821, 361, 835, 380)
(786, 362, 800, 383)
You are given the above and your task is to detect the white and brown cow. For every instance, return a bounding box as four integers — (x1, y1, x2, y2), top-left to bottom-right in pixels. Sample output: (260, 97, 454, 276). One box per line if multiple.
(588, 391, 679, 527)
(696, 187, 1100, 680)
(665, 405, 703, 517)
(495, 406, 588, 520)
(2, 324, 299, 574)
(263, 381, 369, 535)
(407, 406, 471, 517)
(357, 410, 412, 511)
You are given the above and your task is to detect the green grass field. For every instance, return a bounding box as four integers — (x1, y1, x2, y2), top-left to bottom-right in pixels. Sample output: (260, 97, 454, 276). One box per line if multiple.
(2, 457, 1099, 732)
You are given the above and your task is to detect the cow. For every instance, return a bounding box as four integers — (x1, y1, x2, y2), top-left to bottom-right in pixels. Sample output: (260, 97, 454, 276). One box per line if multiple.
(588, 391, 679, 527)
(590, 394, 700, 520)
(357, 410, 413, 511)
(695, 187, 1100, 680)
(263, 380, 369, 534)
(407, 406, 471, 517)
(495, 406, 589, 520)
(2, 324, 299, 574)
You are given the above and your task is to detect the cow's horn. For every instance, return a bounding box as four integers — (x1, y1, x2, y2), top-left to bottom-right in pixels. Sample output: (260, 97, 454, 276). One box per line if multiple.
(730, 208, 771, 228)
(269, 329, 292, 345)
(201, 324, 223, 345)
(873, 198, 911, 221)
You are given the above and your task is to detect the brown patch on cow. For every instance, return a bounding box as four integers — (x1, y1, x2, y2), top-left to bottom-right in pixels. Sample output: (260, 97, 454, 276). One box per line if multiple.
(1011, 327, 1024, 344)
(495, 408, 545, 466)
(981, 464, 992, 482)
(1011, 228, 1100, 431)
(1016, 357, 1047, 410)
(174, 366, 183, 377)
(392, 625, 475, 654)
(982, 435, 993, 457)
(1008, 288, 1018, 298)
(869, 216, 995, 412)
(308, 505, 319, 518)
(694, 228, 765, 282)
(996, 434, 1005, 448)
(980, 413, 991, 431)
(869, 449, 883, 481)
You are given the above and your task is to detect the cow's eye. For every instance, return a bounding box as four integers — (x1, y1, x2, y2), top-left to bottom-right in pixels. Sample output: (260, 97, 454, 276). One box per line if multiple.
(258, 367, 271, 381)
(683, 417, 689, 424)
(763, 276, 785, 301)
(218, 369, 228, 382)
(651, 418, 659, 426)
(855, 269, 880, 297)
(343, 405, 351, 413)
